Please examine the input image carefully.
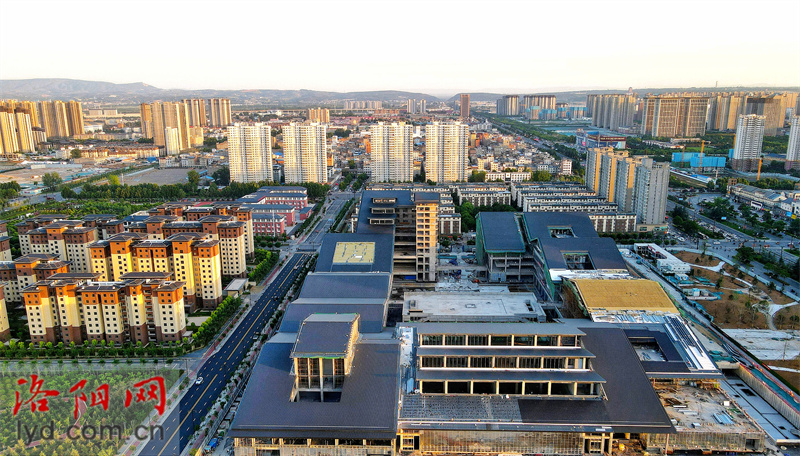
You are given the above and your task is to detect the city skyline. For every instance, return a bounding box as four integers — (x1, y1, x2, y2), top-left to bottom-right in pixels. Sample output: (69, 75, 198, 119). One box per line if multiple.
(1, 0, 798, 95)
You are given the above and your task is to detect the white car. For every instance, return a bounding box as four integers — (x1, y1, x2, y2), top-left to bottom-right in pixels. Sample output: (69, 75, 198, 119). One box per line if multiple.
(196, 377, 204, 385)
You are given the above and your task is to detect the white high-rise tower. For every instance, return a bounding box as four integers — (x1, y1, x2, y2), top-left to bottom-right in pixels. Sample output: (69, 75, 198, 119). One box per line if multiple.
(370, 122, 413, 183)
(228, 123, 273, 183)
(283, 122, 328, 183)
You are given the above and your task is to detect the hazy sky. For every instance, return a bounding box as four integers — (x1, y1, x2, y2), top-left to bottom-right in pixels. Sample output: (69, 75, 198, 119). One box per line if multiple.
(1, 0, 799, 96)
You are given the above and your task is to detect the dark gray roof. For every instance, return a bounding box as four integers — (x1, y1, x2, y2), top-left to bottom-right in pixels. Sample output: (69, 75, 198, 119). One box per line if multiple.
(521, 212, 599, 242)
(521, 212, 626, 271)
(413, 192, 440, 203)
(280, 303, 387, 333)
(292, 314, 357, 358)
(315, 233, 394, 273)
(229, 339, 400, 439)
(298, 272, 391, 301)
(356, 190, 414, 234)
(477, 212, 525, 253)
(517, 327, 674, 433)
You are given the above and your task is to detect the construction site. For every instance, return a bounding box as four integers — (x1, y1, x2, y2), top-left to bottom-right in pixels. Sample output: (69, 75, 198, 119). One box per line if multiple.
(644, 380, 766, 453)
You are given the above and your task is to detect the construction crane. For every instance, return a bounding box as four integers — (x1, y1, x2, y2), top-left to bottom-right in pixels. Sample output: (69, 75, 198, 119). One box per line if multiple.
(756, 157, 763, 181)
(698, 140, 705, 171)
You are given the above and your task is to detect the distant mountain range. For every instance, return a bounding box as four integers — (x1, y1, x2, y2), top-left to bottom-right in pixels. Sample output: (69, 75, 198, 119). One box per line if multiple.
(0, 79, 443, 106)
(1, 78, 797, 107)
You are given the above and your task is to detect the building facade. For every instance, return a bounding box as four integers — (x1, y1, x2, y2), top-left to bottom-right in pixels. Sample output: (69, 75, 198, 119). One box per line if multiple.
(731, 114, 766, 172)
(787, 116, 800, 171)
(640, 95, 708, 138)
(228, 123, 273, 183)
(209, 98, 232, 127)
(370, 122, 413, 183)
(283, 122, 328, 183)
(425, 122, 468, 183)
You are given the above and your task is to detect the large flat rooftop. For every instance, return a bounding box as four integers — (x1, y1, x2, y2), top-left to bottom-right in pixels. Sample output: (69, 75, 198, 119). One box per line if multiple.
(569, 277, 679, 316)
(403, 291, 545, 322)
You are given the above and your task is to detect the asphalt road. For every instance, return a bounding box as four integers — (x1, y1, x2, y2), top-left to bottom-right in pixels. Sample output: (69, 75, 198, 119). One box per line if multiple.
(303, 191, 354, 247)
(139, 253, 310, 456)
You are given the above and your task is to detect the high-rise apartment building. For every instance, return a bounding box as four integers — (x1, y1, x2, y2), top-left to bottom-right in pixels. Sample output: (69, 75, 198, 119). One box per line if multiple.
(707, 93, 747, 131)
(0, 101, 38, 155)
(744, 94, 784, 136)
(460, 94, 470, 119)
(182, 98, 208, 127)
(522, 95, 556, 112)
(496, 95, 520, 116)
(407, 99, 417, 115)
(731, 114, 765, 171)
(164, 127, 180, 155)
(370, 122, 413, 182)
(307, 108, 330, 123)
(209, 98, 232, 127)
(786, 116, 800, 171)
(66, 101, 84, 136)
(228, 123, 273, 183)
(587, 94, 636, 131)
(343, 101, 383, 110)
(149, 101, 191, 151)
(640, 95, 708, 138)
(38, 101, 70, 138)
(419, 99, 426, 114)
(139, 103, 153, 139)
(633, 160, 670, 225)
(586, 147, 668, 227)
(414, 193, 439, 282)
(0, 109, 19, 157)
(283, 122, 328, 184)
(425, 122, 468, 183)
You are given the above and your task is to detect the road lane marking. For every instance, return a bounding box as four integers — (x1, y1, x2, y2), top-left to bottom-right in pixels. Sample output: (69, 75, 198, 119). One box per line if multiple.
(157, 373, 219, 456)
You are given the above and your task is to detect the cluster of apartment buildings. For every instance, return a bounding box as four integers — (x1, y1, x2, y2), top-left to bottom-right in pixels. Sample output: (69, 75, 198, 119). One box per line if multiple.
(0, 201, 261, 344)
(0, 99, 86, 158)
(139, 98, 231, 153)
(496, 94, 586, 120)
(230, 201, 766, 456)
(585, 92, 799, 138)
(733, 114, 800, 171)
(585, 147, 669, 227)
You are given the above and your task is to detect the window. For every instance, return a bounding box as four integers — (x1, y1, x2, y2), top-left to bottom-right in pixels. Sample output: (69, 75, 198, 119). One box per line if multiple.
(550, 383, 573, 395)
(513, 335, 535, 346)
(445, 357, 468, 368)
(444, 335, 465, 346)
(494, 357, 517, 369)
(560, 336, 577, 346)
(537, 335, 557, 346)
(468, 335, 489, 346)
(490, 335, 511, 346)
(469, 357, 492, 368)
(421, 335, 443, 346)
(518, 357, 541, 369)
(421, 356, 444, 368)
(542, 357, 566, 369)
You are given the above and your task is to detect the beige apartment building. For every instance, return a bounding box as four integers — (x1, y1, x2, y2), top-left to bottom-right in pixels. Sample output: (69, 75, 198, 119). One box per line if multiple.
(640, 95, 708, 138)
(0, 285, 9, 341)
(22, 271, 187, 345)
(209, 98, 232, 127)
(89, 232, 223, 309)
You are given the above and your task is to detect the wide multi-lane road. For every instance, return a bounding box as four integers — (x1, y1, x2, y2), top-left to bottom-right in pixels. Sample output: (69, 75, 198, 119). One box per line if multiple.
(139, 253, 310, 456)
